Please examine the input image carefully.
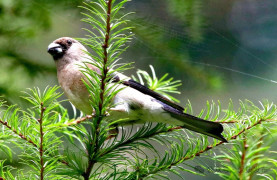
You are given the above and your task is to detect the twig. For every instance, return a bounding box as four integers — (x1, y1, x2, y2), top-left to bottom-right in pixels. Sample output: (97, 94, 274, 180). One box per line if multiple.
(65, 115, 93, 126)
(38, 102, 46, 180)
(216, 119, 277, 124)
(0, 120, 37, 147)
(83, 1, 113, 179)
(239, 135, 247, 179)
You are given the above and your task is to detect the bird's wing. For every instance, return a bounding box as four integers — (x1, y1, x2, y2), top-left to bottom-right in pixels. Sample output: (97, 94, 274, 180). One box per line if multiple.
(86, 64, 183, 112)
(111, 75, 185, 112)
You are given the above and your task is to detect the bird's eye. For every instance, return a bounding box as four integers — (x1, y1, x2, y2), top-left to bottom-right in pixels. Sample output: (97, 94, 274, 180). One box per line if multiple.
(67, 40, 72, 45)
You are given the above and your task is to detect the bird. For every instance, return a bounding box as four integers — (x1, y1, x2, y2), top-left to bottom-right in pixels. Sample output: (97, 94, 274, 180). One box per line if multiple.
(47, 37, 227, 142)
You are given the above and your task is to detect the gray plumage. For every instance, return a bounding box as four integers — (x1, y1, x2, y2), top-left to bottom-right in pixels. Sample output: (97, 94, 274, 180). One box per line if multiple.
(47, 37, 227, 142)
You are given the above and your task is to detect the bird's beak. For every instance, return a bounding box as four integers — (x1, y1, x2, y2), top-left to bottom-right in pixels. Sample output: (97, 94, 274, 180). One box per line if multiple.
(47, 43, 63, 55)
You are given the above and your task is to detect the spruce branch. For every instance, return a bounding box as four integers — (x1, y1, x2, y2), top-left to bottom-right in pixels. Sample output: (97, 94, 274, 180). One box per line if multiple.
(98, 117, 273, 161)
(132, 65, 182, 103)
(75, 0, 134, 177)
(38, 102, 46, 180)
(82, 0, 114, 179)
(0, 106, 70, 168)
(15, 86, 70, 177)
(239, 135, 247, 179)
(0, 118, 37, 147)
(65, 115, 93, 126)
(140, 117, 274, 179)
(248, 134, 264, 180)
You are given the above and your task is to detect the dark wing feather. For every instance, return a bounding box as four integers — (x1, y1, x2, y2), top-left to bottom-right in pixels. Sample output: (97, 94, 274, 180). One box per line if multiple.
(113, 77, 184, 112)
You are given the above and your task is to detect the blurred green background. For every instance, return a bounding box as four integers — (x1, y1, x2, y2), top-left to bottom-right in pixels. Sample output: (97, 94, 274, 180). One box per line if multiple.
(1, 0, 277, 106)
(1, 0, 277, 178)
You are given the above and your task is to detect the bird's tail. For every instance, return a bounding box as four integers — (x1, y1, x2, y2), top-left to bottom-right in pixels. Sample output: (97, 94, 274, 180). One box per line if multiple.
(171, 112, 227, 142)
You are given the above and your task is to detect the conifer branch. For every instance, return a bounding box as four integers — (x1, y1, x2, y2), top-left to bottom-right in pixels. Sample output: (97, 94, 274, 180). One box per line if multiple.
(239, 135, 247, 179)
(38, 102, 46, 180)
(141, 118, 269, 178)
(0, 119, 37, 147)
(100, 118, 264, 157)
(65, 115, 93, 126)
(0, 116, 70, 167)
(83, 0, 113, 179)
(248, 135, 264, 180)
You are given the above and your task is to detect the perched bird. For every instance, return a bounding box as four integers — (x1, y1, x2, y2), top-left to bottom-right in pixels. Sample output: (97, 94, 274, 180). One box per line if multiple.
(47, 37, 227, 142)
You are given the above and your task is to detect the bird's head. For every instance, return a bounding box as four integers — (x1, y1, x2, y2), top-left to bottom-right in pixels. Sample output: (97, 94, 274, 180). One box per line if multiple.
(47, 37, 89, 63)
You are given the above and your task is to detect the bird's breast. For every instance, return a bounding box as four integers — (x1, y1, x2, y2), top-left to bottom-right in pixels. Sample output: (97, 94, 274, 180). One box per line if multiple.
(57, 64, 92, 114)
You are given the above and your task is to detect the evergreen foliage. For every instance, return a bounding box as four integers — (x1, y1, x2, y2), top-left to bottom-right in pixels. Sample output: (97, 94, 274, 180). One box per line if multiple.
(0, 0, 277, 179)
